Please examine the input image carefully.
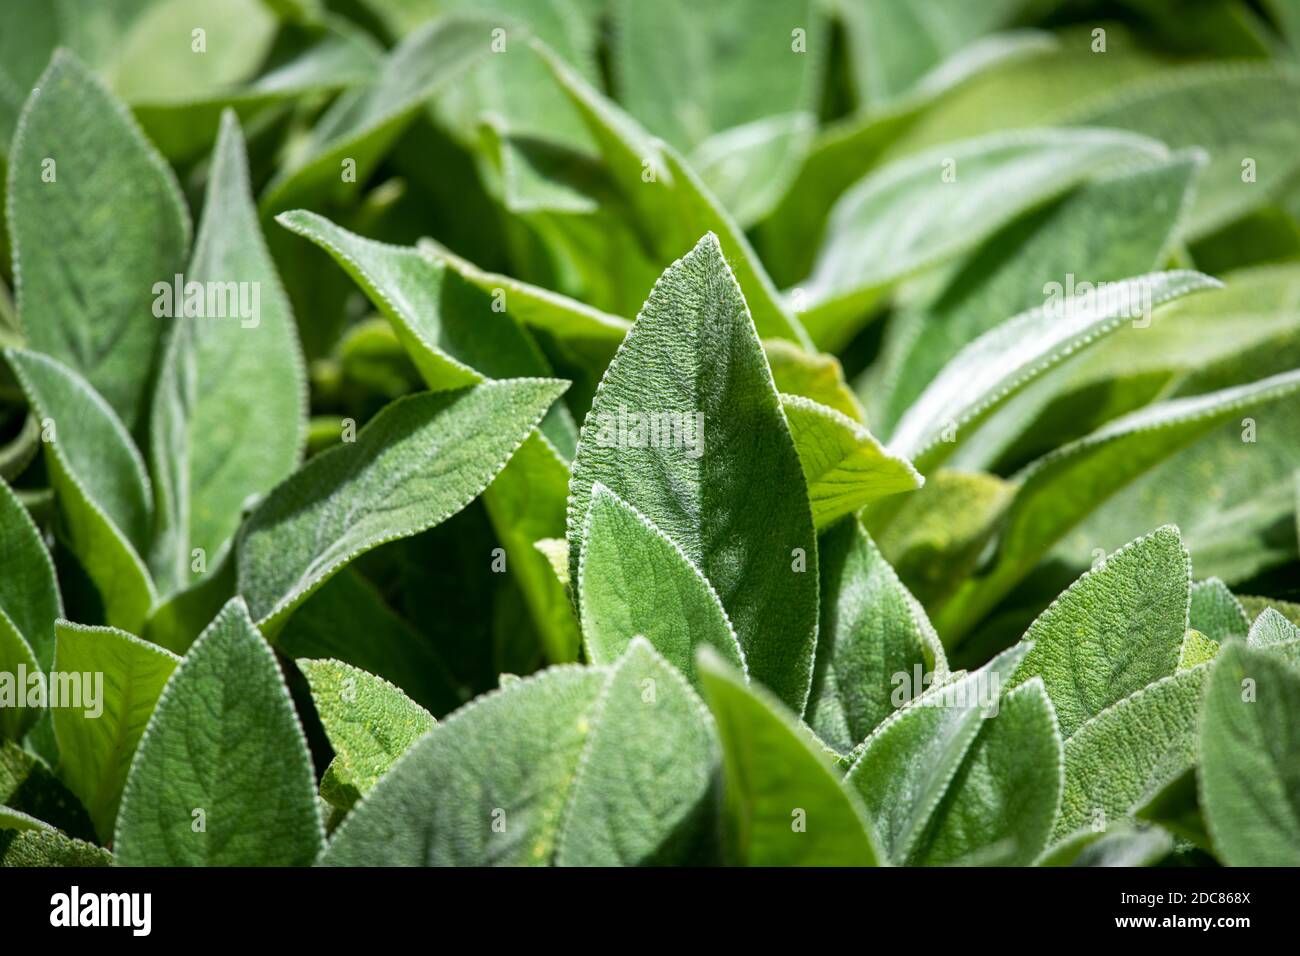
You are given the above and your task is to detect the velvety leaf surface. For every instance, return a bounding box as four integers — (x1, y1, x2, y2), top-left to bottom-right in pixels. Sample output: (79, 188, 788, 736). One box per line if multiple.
(323, 640, 716, 866)
(1189, 578, 1251, 642)
(7, 348, 156, 632)
(236, 379, 565, 632)
(1011, 527, 1191, 738)
(807, 517, 947, 754)
(51, 622, 179, 841)
(1057, 665, 1209, 838)
(114, 599, 324, 866)
(577, 484, 744, 684)
(567, 234, 819, 712)
(1199, 641, 1300, 865)
(149, 112, 307, 598)
(299, 659, 435, 810)
(782, 394, 921, 529)
(8, 50, 190, 430)
(698, 649, 881, 866)
(0, 478, 61, 670)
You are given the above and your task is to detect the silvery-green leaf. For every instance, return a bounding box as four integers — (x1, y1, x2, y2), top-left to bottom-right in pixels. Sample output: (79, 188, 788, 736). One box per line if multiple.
(1039, 823, 1174, 867)
(1199, 641, 1300, 865)
(0, 741, 95, 841)
(807, 516, 947, 753)
(765, 339, 865, 421)
(0, 478, 60, 670)
(323, 639, 717, 866)
(1178, 630, 1220, 670)
(51, 621, 179, 841)
(8, 50, 190, 430)
(0, 609, 39, 740)
(1248, 606, 1300, 648)
(843, 644, 1028, 864)
(237, 378, 566, 633)
(567, 234, 819, 712)
(150, 112, 307, 598)
(890, 271, 1219, 465)
(6, 348, 156, 633)
(871, 152, 1202, 433)
(1011, 527, 1190, 738)
(697, 648, 882, 866)
(534, 41, 811, 346)
(691, 113, 816, 227)
(1057, 665, 1209, 839)
(1190, 578, 1251, 642)
(577, 484, 744, 685)
(113, 599, 324, 866)
(782, 394, 921, 530)
(801, 129, 1169, 351)
(1068, 62, 1300, 237)
(299, 658, 435, 811)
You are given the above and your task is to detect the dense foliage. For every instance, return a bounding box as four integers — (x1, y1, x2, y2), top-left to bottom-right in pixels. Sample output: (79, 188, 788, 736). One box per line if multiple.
(1, 0, 1299, 867)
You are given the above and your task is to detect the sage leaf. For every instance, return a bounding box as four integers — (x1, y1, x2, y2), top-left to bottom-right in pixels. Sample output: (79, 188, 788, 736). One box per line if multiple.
(0, 478, 61, 670)
(1199, 641, 1300, 865)
(567, 234, 819, 712)
(51, 621, 179, 841)
(697, 648, 882, 866)
(236, 378, 566, 633)
(1011, 526, 1190, 738)
(114, 598, 324, 866)
(8, 50, 190, 429)
(1189, 578, 1251, 642)
(577, 483, 744, 684)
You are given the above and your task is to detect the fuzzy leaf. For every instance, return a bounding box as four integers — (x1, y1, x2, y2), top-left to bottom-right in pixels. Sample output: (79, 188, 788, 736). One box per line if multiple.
(782, 394, 922, 529)
(567, 234, 819, 711)
(807, 517, 947, 753)
(8, 50, 190, 429)
(1199, 641, 1300, 865)
(299, 659, 435, 810)
(150, 111, 307, 597)
(7, 348, 156, 633)
(236, 379, 565, 633)
(51, 621, 179, 841)
(0, 479, 60, 670)
(698, 648, 881, 866)
(322, 639, 717, 866)
(577, 484, 744, 685)
(1011, 527, 1191, 738)
(1189, 578, 1251, 642)
(114, 599, 324, 866)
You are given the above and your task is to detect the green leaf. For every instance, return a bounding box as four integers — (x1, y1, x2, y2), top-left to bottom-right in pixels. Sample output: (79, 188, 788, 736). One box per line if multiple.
(939, 368, 1300, 639)
(1179, 630, 1221, 670)
(697, 648, 882, 866)
(0, 478, 61, 670)
(261, 15, 492, 211)
(277, 569, 464, 716)
(1189, 578, 1251, 642)
(1199, 641, 1300, 865)
(610, 0, 824, 153)
(0, 824, 111, 867)
(149, 112, 307, 598)
(1039, 823, 1174, 867)
(1068, 62, 1300, 237)
(871, 152, 1203, 433)
(1011, 527, 1190, 738)
(782, 393, 921, 529)
(1248, 606, 1300, 648)
(6, 348, 156, 633)
(909, 679, 1062, 867)
(806, 517, 947, 753)
(0, 741, 96, 841)
(8, 49, 190, 430)
(1240, 595, 1300, 627)
(801, 129, 1169, 350)
(890, 271, 1220, 465)
(0, 609, 39, 740)
(323, 639, 717, 866)
(841, 644, 1034, 864)
(567, 234, 819, 712)
(298, 659, 435, 811)
(1057, 665, 1209, 839)
(577, 483, 744, 685)
(534, 41, 811, 346)
(51, 621, 179, 841)
(765, 339, 865, 421)
(691, 113, 816, 228)
(113, 598, 324, 866)
(236, 379, 566, 633)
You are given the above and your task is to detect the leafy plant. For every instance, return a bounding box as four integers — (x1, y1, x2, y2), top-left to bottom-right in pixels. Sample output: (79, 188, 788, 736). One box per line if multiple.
(0, 0, 1298, 869)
